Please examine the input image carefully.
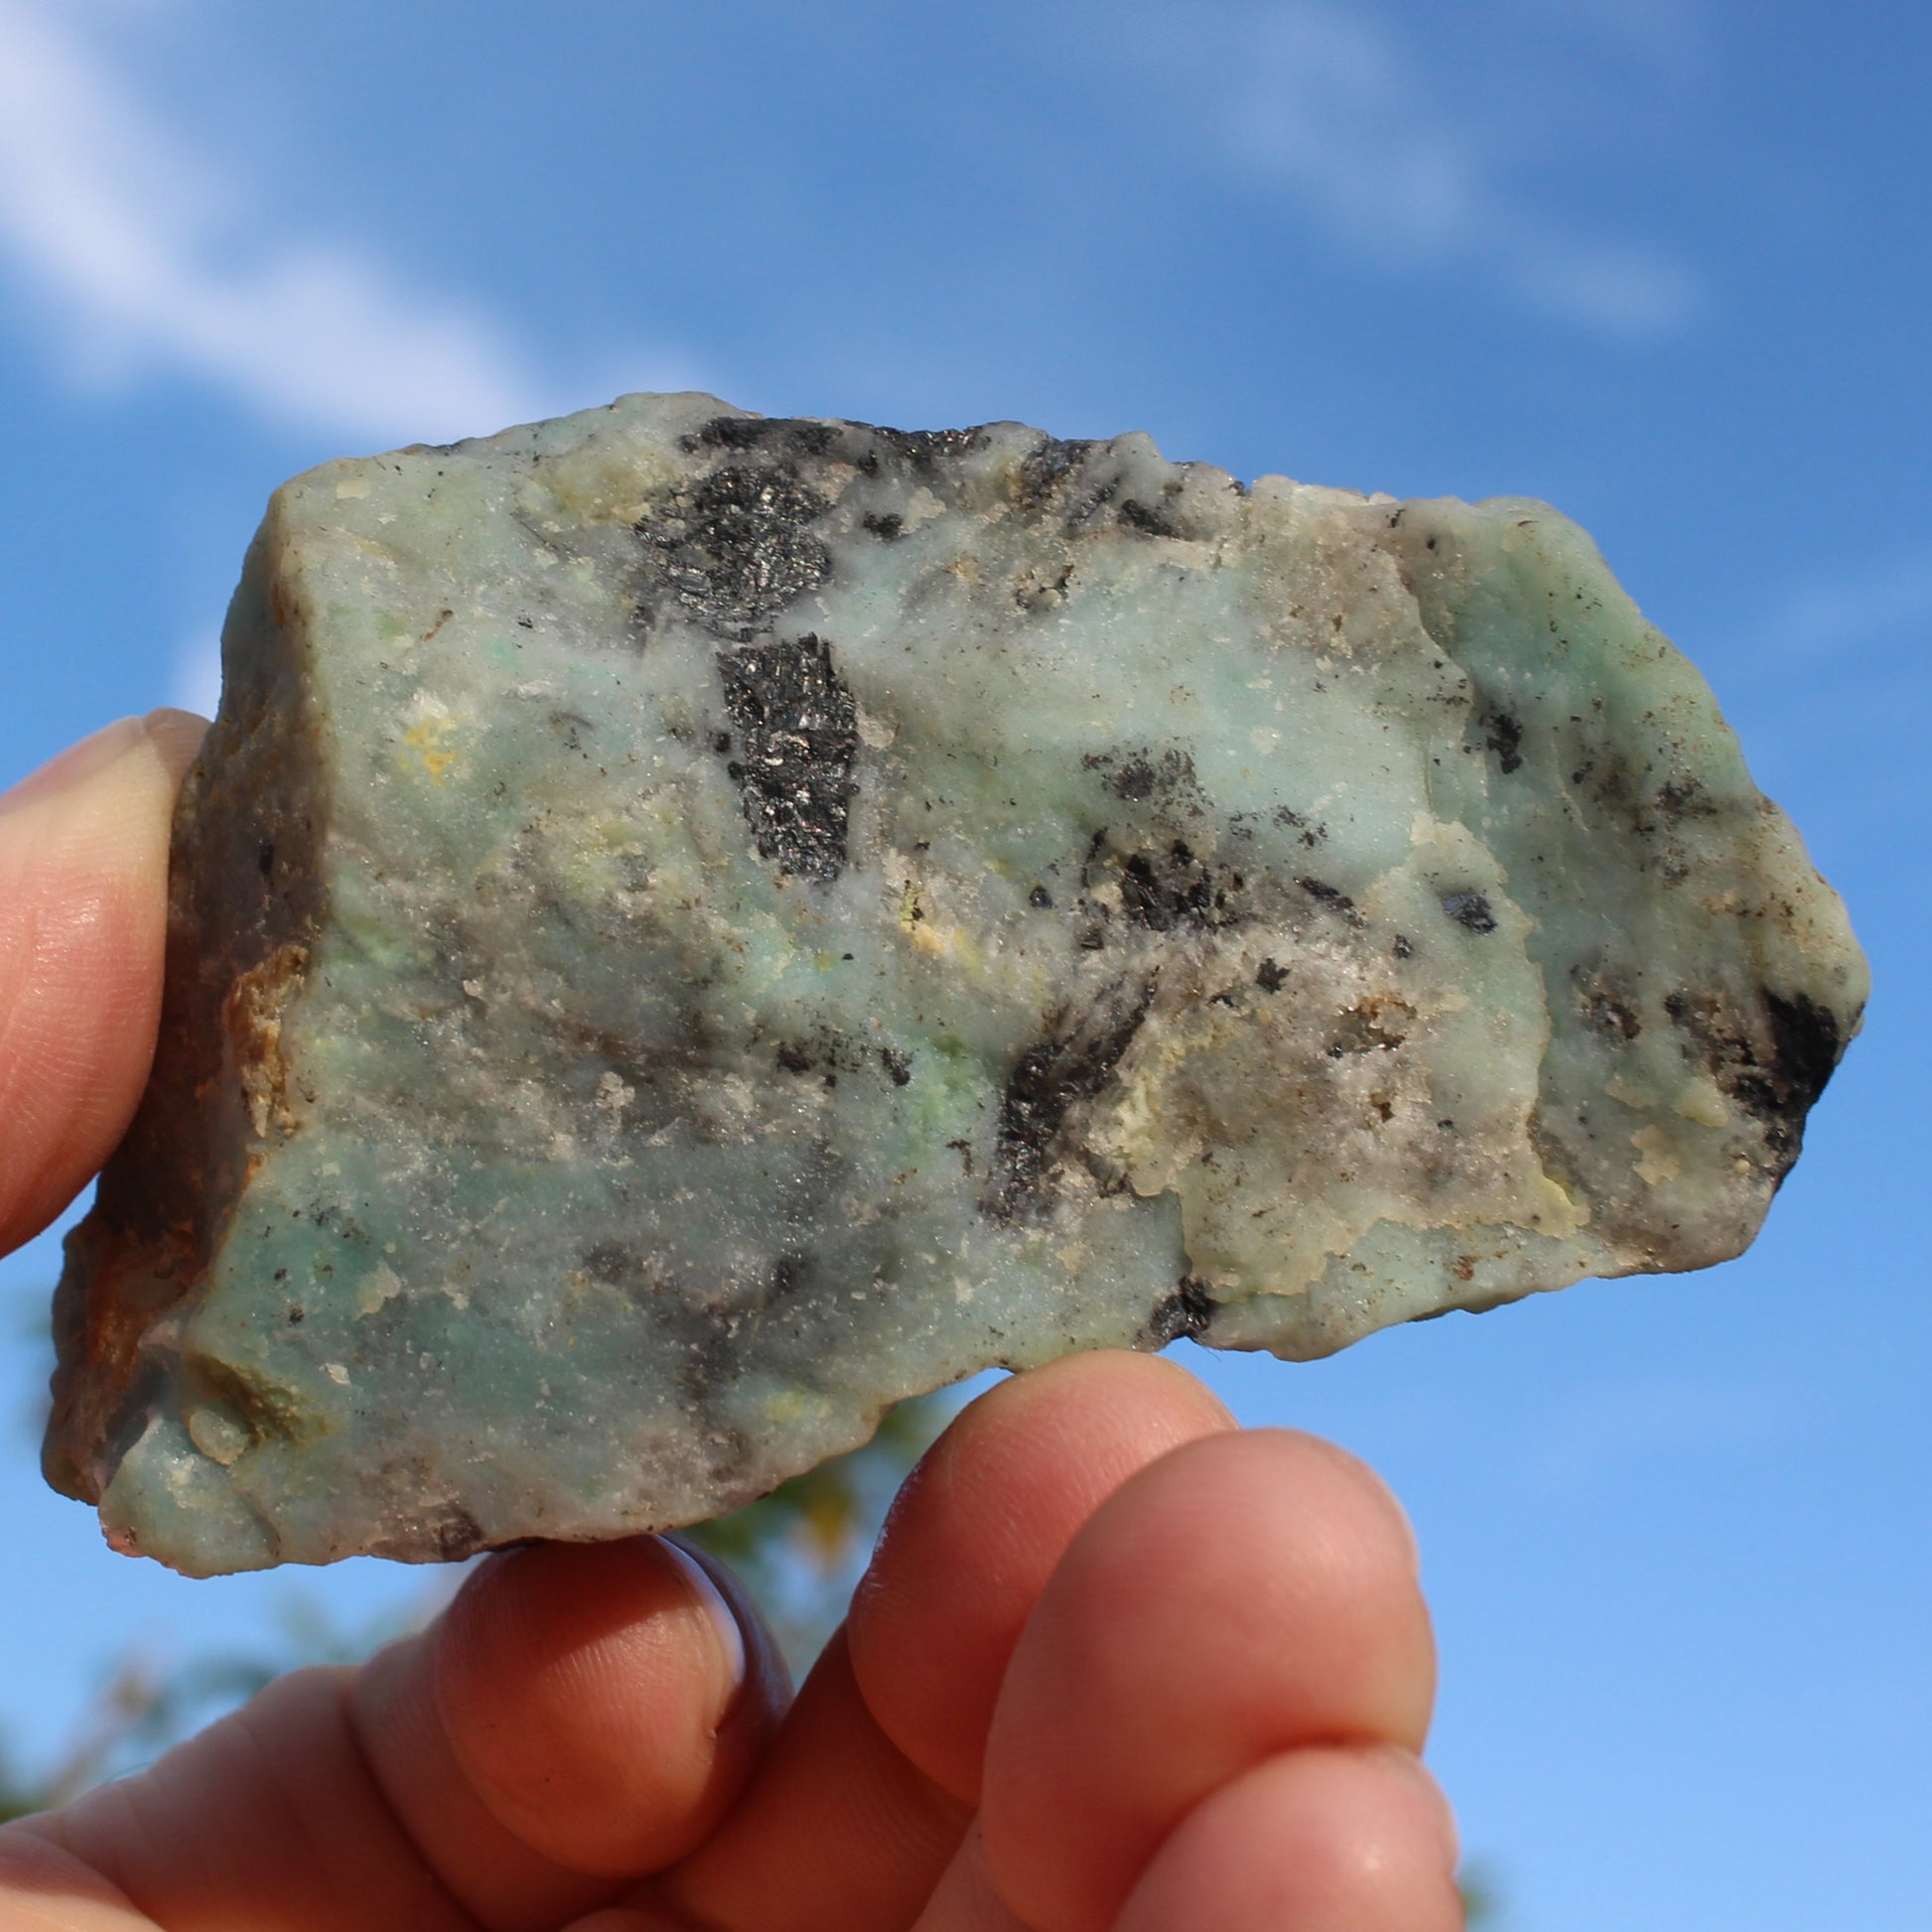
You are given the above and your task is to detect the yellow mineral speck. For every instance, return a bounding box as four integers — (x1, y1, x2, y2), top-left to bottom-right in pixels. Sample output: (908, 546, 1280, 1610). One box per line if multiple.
(1674, 1076, 1730, 1129)
(402, 714, 460, 781)
(897, 878, 954, 956)
(1606, 1073, 1659, 1110)
(1631, 1124, 1682, 1186)
(1534, 1169, 1591, 1234)
(187, 1407, 249, 1466)
(334, 477, 371, 500)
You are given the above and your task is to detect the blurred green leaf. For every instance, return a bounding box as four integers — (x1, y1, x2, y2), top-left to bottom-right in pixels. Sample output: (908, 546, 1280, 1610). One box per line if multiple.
(0, 1741, 37, 1826)
(682, 1390, 960, 1676)
(1459, 1860, 1503, 1925)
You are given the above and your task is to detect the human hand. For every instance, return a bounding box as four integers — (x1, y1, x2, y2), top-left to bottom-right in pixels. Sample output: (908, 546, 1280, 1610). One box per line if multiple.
(0, 718, 1463, 1931)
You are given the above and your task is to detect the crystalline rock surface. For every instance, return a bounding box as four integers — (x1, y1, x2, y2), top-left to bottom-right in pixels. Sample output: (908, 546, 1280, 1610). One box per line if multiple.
(44, 395, 1867, 1574)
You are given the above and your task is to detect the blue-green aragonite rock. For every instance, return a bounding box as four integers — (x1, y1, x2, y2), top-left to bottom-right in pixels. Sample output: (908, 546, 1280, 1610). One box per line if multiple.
(46, 395, 1866, 1575)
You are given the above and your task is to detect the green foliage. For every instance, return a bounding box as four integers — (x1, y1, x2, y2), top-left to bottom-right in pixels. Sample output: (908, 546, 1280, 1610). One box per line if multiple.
(1459, 1861, 1503, 1925)
(0, 1592, 433, 1819)
(0, 1746, 36, 1827)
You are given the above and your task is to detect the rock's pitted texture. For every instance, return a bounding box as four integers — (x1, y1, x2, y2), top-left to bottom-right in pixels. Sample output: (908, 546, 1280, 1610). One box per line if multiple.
(46, 395, 1866, 1574)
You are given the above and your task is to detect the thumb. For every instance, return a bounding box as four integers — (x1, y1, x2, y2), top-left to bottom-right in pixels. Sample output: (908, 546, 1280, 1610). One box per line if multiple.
(0, 710, 207, 1257)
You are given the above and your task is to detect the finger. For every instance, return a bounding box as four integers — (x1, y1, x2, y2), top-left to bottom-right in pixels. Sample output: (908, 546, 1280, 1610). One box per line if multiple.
(558, 1911, 705, 1932)
(980, 1429, 1436, 1932)
(350, 1631, 617, 1932)
(909, 1828, 1033, 1932)
(358, 1535, 787, 1925)
(6, 1536, 782, 1932)
(641, 1627, 972, 1932)
(9, 1666, 473, 1932)
(0, 1825, 151, 1931)
(643, 1353, 1234, 1932)
(849, 1351, 1237, 1802)
(1110, 1745, 1463, 1932)
(0, 710, 206, 1255)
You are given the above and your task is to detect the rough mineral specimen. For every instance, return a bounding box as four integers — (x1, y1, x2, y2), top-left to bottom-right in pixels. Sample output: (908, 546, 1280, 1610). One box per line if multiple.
(46, 395, 1866, 1575)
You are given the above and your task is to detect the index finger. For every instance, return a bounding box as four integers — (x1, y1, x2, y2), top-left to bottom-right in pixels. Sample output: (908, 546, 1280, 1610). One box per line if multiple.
(0, 709, 206, 1256)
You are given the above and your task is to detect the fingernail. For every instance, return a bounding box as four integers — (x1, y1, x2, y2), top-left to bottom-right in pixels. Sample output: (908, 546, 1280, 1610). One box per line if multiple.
(0, 717, 148, 817)
(140, 706, 215, 786)
(663, 1539, 748, 1700)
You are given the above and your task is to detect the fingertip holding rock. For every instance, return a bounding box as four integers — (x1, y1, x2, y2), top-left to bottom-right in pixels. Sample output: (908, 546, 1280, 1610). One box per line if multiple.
(0, 715, 144, 816)
(849, 1352, 1237, 1805)
(138, 707, 214, 789)
(0, 710, 207, 1255)
(0, 709, 207, 819)
(430, 1536, 777, 1878)
(979, 1428, 1439, 1932)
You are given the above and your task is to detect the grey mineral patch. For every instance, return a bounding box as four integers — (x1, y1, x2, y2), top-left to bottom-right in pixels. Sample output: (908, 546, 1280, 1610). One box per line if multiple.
(44, 393, 1867, 1575)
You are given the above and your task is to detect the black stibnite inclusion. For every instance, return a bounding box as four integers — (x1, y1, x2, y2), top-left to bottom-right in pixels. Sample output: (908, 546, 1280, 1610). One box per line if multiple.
(1483, 710, 1524, 774)
(718, 633, 859, 882)
(989, 975, 1156, 1218)
(1145, 1277, 1217, 1345)
(644, 465, 830, 633)
(1441, 891, 1497, 934)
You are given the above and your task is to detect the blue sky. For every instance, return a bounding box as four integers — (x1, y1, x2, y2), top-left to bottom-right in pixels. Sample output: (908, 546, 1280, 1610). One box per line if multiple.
(0, 0, 1925, 1923)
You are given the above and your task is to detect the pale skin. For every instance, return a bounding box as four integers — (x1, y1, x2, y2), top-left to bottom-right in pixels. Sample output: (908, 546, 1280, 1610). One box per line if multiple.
(0, 712, 1464, 1932)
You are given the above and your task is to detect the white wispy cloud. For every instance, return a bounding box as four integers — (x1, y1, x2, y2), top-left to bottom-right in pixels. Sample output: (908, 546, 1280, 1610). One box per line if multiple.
(1755, 552, 1932, 664)
(0, 0, 696, 447)
(170, 631, 220, 719)
(1226, 0, 1707, 338)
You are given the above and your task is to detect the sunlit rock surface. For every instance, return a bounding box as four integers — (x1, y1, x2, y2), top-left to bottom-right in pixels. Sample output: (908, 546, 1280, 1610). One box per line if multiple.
(45, 395, 1867, 1574)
